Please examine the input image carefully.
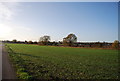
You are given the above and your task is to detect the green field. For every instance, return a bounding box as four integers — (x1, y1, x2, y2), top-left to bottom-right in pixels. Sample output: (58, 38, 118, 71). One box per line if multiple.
(6, 43, 118, 79)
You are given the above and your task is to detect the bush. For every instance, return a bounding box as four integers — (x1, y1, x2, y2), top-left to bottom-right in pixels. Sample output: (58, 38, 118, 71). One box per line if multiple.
(112, 40, 119, 49)
(28, 41, 33, 44)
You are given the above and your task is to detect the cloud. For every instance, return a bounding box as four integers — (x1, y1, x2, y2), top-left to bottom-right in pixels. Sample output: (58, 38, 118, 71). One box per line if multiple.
(0, 2, 19, 39)
(0, 2, 19, 21)
(0, 2, 33, 41)
(0, 21, 33, 40)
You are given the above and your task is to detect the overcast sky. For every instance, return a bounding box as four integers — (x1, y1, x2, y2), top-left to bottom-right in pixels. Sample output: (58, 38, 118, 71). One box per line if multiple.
(0, 2, 118, 42)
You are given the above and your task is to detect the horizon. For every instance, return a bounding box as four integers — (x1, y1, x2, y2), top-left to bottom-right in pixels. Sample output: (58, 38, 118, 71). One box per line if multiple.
(1, 39, 116, 43)
(0, 2, 118, 42)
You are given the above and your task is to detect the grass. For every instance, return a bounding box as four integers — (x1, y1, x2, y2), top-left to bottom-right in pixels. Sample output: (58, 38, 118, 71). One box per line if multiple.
(5, 43, 119, 80)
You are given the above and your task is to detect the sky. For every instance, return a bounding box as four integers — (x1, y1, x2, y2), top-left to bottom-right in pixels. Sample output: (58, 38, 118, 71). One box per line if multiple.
(0, 2, 118, 42)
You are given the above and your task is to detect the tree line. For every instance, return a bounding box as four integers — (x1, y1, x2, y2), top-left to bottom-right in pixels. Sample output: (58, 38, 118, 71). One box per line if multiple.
(2, 33, 120, 49)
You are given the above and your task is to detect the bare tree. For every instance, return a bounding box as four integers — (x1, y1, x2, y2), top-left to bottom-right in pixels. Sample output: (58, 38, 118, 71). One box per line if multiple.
(63, 33, 77, 46)
(39, 35, 50, 45)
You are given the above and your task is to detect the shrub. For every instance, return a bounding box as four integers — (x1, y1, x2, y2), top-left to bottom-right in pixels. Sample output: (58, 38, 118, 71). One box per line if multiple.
(112, 40, 119, 49)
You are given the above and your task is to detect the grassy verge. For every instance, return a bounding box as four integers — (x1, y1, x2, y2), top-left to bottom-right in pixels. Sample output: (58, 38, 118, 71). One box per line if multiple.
(5, 44, 33, 80)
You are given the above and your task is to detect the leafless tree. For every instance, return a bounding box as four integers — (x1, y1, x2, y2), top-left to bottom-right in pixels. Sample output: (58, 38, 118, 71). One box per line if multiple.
(39, 35, 50, 45)
(63, 33, 77, 46)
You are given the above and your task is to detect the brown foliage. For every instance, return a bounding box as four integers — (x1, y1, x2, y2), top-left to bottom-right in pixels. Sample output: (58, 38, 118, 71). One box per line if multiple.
(112, 40, 119, 49)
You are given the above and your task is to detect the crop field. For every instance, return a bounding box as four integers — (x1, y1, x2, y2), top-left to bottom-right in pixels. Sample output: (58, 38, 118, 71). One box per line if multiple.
(5, 43, 118, 80)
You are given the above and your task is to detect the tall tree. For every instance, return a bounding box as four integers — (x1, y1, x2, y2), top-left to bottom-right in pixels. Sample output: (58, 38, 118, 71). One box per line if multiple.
(39, 35, 50, 45)
(28, 41, 33, 44)
(63, 33, 77, 46)
(25, 40, 28, 44)
(12, 39, 17, 43)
